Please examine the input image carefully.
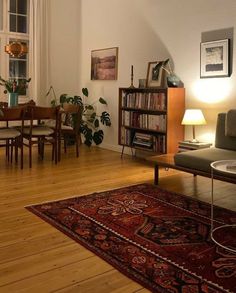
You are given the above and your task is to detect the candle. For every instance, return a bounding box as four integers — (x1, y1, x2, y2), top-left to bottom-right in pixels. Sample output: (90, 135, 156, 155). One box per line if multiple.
(131, 65, 133, 76)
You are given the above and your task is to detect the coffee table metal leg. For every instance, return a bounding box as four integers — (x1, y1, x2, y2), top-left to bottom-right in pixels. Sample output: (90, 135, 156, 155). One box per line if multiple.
(210, 166, 236, 253)
(211, 168, 214, 236)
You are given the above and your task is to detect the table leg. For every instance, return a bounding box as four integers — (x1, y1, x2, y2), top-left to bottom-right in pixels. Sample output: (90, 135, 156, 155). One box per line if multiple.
(154, 165, 159, 185)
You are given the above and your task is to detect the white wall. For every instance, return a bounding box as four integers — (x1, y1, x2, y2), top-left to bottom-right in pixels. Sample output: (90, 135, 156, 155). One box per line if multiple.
(50, 0, 236, 150)
(48, 0, 80, 104)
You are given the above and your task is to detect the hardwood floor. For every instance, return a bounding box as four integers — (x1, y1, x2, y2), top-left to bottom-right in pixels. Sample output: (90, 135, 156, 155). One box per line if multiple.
(0, 145, 235, 293)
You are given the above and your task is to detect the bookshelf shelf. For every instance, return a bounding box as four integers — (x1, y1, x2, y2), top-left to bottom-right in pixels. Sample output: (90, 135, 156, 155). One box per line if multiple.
(118, 87, 185, 156)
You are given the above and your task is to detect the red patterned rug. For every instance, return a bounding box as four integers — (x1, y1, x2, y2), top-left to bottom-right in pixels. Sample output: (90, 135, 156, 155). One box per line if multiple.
(26, 184, 236, 292)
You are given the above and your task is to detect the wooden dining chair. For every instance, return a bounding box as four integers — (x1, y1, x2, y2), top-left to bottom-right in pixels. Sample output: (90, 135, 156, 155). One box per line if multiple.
(58, 103, 82, 161)
(0, 102, 8, 108)
(18, 99, 36, 107)
(0, 106, 25, 169)
(22, 105, 60, 168)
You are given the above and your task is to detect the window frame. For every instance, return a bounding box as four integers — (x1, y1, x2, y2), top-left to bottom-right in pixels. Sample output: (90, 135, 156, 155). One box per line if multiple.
(0, 0, 29, 98)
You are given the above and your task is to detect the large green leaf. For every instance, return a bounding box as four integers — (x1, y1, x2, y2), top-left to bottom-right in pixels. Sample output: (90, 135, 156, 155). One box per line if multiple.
(73, 95, 83, 106)
(93, 130, 104, 145)
(94, 118, 99, 128)
(80, 124, 93, 146)
(100, 111, 111, 126)
(82, 87, 88, 97)
(86, 105, 94, 110)
(60, 94, 67, 104)
(67, 96, 75, 104)
(87, 112, 96, 123)
(99, 97, 107, 105)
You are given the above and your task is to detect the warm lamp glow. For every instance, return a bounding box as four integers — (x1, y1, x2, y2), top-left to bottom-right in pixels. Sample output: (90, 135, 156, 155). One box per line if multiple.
(182, 109, 206, 142)
(192, 79, 232, 104)
(182, 109, 206, 125)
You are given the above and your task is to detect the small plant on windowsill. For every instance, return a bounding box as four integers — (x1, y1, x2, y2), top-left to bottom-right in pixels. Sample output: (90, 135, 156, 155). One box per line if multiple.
(47, 87, 111, 146)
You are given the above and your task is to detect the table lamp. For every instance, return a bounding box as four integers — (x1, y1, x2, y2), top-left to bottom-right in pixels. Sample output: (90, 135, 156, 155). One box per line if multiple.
(181, 109, 206, 142)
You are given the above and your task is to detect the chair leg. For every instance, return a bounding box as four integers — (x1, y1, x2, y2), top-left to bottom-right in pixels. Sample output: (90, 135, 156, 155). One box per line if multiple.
(29, 142, 32, 168)
(10, 139, 13, 163)
(41, 141, 44, 160)
(20, 137, 23, 169)
(15, 138, 18, 163)
(58, 134, 61, 162)
(75, 137, 79, 157)
(64, 135, 67, 153)
(55, 138, 58, 164)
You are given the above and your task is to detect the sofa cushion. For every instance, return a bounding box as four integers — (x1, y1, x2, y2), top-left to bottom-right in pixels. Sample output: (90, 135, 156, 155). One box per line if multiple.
(174, 147, 236, 175)
(215, 113, 236, 151)
(225, 109, 236, 137)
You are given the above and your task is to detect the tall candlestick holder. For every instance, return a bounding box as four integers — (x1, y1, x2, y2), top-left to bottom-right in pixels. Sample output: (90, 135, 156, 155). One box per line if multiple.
(129, 65, 135, 88)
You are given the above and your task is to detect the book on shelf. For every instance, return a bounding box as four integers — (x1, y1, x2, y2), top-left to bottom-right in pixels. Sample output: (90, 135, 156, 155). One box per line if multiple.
(178, 141, 212, 149)
(122, 92, 166, 111)
(132, 132, 153, 149)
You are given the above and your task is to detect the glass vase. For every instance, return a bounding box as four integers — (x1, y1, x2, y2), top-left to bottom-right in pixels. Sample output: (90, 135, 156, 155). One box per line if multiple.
(8, 92, 18, 107)
(167, 73, 181, 88)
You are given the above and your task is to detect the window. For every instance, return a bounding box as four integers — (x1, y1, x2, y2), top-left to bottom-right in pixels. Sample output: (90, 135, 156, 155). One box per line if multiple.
(9, 40, 28, 95)
(9, 0, 28, 33)
(0, 0, 29, 97)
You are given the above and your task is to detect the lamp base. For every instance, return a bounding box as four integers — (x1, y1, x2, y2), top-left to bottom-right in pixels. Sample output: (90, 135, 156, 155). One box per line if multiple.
(189, 138, 199, 143)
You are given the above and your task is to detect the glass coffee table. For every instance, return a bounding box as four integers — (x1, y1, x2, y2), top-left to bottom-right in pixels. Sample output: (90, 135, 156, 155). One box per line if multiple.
(210, 160, 236, 253)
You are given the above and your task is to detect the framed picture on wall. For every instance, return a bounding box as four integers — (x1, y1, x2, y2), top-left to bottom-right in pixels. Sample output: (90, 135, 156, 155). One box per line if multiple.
(91, 47, 118, 80)
(200, 39, 230, 78)
(146, 61, 165, 88)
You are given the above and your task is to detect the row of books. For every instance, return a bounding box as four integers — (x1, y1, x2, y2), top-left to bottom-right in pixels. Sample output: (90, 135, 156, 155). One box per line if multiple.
(122, 92, 166, 111)
(120, 129, 166, 153)
(133, 133, 153, 148)
(122, 110, 166, 131)
(120, 127, 132, 146)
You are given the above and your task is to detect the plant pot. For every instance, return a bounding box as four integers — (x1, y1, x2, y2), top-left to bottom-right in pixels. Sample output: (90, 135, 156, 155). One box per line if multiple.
(167, 74, 181, 88)
(8, 92, 18, 107)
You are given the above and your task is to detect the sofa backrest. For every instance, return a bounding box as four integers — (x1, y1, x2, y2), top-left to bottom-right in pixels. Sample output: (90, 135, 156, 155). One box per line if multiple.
(215, 113, 236, 151)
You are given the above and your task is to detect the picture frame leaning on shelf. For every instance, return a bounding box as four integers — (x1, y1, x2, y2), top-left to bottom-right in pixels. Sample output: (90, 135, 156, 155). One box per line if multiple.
(146, 61, 165, 88)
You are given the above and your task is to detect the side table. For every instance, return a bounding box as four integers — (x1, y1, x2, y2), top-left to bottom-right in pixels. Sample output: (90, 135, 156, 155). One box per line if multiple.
(210, 160, 236, 253)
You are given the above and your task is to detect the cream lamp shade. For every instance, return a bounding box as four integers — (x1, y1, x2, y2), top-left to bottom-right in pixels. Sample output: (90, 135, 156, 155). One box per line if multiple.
(181, 109, 206, 142)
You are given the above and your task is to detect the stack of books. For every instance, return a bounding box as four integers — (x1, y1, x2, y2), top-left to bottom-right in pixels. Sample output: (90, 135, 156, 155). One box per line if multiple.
(178, 141, 212, 152)
(132, 132, 153, 149)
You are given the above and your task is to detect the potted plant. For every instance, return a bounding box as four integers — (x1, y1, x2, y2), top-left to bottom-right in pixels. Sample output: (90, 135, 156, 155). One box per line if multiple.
(47, 87, 111, 146)
(0, 76, 31, 106)
(153, 59, 181, 87)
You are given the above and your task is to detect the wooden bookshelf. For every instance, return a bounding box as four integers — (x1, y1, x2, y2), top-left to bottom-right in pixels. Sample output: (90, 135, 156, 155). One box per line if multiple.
(118, 87, 185, 155)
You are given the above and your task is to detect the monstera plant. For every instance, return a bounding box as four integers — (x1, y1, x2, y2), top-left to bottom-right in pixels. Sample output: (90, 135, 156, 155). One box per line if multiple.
(58, 88, 111, 146)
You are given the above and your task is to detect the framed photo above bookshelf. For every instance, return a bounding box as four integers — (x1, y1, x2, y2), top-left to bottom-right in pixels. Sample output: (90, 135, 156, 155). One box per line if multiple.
(118, 87, 185, 157)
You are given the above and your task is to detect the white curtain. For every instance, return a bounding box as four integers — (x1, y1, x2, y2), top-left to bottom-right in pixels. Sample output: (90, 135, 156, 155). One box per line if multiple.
(28, 0, 50, 105)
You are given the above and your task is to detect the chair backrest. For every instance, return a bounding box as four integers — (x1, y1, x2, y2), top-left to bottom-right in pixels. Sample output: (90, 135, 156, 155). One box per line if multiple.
(215, 112, 236, 151)
(0, 102, 8, 108)
(0, 106, 25, 121)
(18, 99, 36, 106)
(26, 105, 61, 129)
(62, 103, 82, 131)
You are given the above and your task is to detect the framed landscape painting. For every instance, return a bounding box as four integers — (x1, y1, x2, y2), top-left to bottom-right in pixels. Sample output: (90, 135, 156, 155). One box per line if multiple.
(200, 39, 229, 78)
(91, 47, 118, 80)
